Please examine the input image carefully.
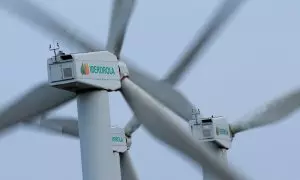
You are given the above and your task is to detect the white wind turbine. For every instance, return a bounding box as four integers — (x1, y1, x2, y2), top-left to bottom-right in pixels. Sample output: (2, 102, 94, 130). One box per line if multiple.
(1, 0, 300, 180)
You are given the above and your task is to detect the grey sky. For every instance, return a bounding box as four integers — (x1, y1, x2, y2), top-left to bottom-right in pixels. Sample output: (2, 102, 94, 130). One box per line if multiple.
(0, 0, 299, 179)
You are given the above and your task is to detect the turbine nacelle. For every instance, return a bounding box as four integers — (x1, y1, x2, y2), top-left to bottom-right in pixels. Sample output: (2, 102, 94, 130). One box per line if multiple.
(111, 126, 129, 153)
(47, 51, 129, 92)
(189, 116, 232, 149)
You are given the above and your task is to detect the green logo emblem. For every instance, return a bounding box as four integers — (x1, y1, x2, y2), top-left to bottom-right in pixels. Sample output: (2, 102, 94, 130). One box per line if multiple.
(112, 136, 124, 142)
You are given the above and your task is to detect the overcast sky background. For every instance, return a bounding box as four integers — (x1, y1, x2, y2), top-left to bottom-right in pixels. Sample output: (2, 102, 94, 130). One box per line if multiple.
(0, 0, 299, 179)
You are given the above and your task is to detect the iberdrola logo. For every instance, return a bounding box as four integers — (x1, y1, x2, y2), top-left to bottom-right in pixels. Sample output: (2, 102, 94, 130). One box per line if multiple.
(81, 63, 90, 75)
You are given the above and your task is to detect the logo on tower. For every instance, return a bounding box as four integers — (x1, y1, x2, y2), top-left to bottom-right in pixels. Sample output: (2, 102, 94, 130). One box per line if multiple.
(81, 63, 90, 75)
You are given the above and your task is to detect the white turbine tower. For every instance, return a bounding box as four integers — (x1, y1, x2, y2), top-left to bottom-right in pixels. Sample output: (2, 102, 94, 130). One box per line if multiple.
(0, 0, 300, 180)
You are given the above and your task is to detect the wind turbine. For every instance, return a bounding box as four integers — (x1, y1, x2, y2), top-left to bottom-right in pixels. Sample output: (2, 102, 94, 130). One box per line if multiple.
(0, 0, 247, 180)
(1, 0, 299, 180)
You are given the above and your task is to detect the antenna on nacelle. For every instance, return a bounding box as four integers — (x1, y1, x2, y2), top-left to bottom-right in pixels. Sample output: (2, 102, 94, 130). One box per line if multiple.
(192, 108, 201, 120)
(49, 40, 60, 61)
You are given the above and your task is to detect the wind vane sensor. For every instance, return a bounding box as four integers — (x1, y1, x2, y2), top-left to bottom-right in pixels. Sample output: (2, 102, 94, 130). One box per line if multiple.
(49, 41, 60, 60)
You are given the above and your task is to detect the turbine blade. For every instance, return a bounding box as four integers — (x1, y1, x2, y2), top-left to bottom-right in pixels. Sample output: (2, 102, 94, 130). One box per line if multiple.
(106, 0, 136, 57)
(120, 151, 139, 180)
(26, 117, 79, 137)
(0, 82, 76, 132)
(0, 0, 101, 52)
(230, 88, 300, 134)
(123, 66, 195, 137)
(164, 0, 246, 85)
(121, 78, 247, 180)
(124, 117, 140, 137)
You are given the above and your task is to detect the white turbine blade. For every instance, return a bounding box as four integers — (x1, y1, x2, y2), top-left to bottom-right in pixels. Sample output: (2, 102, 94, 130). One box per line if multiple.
(0, 82, 75, 132)
(0, 0, 101, 52)
(106, 0, 135, 57)
(124, 65, 195, 136)
(27, 117, 79, 137)
(120, 151, 139, 180)
(164, 0, 246, 85)
(124, 117, 140, 137)
(230, 88, 300, 134)
(121, 78, 247, 180)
